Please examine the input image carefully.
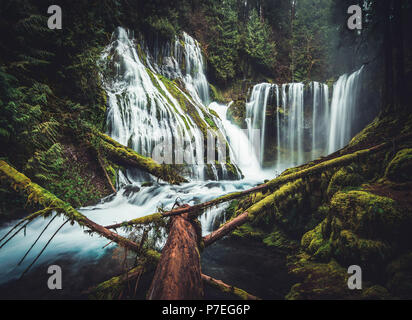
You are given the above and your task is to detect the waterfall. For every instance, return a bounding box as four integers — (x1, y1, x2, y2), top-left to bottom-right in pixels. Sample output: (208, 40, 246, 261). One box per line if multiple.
(246, 66, 363, 171)
(245, 83, 273, 164)
(328, 66, 364, 153)
(209, 102, 265, 180)
(101, 27, 239, 181)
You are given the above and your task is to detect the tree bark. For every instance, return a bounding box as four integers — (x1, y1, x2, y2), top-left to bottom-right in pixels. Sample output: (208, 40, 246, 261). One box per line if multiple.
(147, 211, 203, 300)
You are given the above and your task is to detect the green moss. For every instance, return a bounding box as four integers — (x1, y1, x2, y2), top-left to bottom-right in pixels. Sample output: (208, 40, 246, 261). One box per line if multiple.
(232, 223, 265, 240)
(286, 259, 357, 300)
(329, 190, 409, 241)
(301, 219, 330, 259)
(105, 164, 117, 188)
(263, 226, 298, 251)
(385, 148, 412, 182)
(327, 166, 363, 197)
(209, 84, 225, 103)
(97, 132, 186, 184)
(333, 229, 392, 267)
(361, 285, 391, 300)
(227, 100, 246, 128)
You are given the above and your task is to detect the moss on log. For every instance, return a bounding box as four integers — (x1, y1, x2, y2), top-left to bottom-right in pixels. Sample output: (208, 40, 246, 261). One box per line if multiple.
(96, 132, 187, 184)
(0, 160, 154, 253)
(201, 274, 261, 300)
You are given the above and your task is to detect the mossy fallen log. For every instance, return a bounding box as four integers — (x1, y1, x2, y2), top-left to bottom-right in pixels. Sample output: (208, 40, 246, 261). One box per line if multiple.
(201, 274, 261, 300)
(88, 251, 161, 300)
(100, 130, 412, 232)
(0, 160, 156, 254)
(203, 180, 304, 247)
(95, 132, 187, 185)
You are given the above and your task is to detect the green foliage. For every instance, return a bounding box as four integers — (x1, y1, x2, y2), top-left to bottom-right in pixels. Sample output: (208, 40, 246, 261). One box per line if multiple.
(385, 149, 412, 182)
(206, 0, 240, 83)
(291, 0, 336, 81)
(244, 9, 276, 72)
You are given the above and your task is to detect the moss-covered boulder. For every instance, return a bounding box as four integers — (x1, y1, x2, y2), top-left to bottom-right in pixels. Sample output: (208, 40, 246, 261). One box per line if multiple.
(385, 148, 412, 182)
(327, 166, 363, 198)
(332, 229, 392, 271)
(329, 190, 410, 242)
(286, 258, 358, 300)
(301, 219, 332, 261)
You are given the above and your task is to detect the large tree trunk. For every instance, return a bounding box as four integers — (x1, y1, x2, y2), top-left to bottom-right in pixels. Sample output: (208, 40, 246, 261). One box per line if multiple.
(147, 210, 203, 300)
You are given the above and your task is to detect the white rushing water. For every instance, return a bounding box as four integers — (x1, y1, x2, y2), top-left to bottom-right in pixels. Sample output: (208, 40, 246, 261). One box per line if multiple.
(246, 66, 363, 171)
(328, 66, 364, 153)
(102, 27, 235, 181)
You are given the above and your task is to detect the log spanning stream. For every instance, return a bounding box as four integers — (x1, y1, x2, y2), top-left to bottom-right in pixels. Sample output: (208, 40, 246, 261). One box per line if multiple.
(0, 27, 367, 299)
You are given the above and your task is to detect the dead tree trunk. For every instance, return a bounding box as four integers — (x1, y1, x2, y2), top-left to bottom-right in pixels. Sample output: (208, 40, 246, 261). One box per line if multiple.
(147, 210, 203, 300)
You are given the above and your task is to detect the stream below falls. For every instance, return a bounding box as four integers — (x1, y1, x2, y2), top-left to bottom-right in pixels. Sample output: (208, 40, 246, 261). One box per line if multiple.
(0, 176, 295, 299)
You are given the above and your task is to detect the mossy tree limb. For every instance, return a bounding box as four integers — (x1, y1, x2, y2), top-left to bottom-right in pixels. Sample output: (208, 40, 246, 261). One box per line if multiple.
(0, 160, 156, 255)
(96, 133, 187, 185)
(201, 274, 261, 300)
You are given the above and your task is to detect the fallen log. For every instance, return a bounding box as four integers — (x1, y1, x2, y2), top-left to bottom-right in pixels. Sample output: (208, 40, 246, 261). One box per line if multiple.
(0, 160, 157, 255)
(203, 180, 304, 247)
(201, 274, 261, 300)
(147, 211, 203, 300)
(95, 131, 187, 185)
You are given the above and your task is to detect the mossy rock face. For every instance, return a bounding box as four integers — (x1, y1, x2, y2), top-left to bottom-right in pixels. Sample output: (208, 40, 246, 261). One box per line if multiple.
(329, 190, 410, 242)
(301, 219, 332, 261)
(262, 226, 298, 252)
(227, 100, 246, 128)
(209, 84, 225, 103)
(386, 253, 412, 299)
(361, 285, 391, 300)
(286, 259, 358, 300)
(332, 229, 392, 271)
(327, 166, 363, 198)
(385, 148, 412, 182)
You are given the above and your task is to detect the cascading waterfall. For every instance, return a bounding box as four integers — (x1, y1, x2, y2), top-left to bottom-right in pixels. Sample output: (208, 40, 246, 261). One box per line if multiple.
(328, 66, 364, 153)
(246, 66, 363, 171)
(0, 19, 368, 293)
(101, 27, 238, 181)
(245, 83, 273, 164)
(209, 102, 265, 180)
